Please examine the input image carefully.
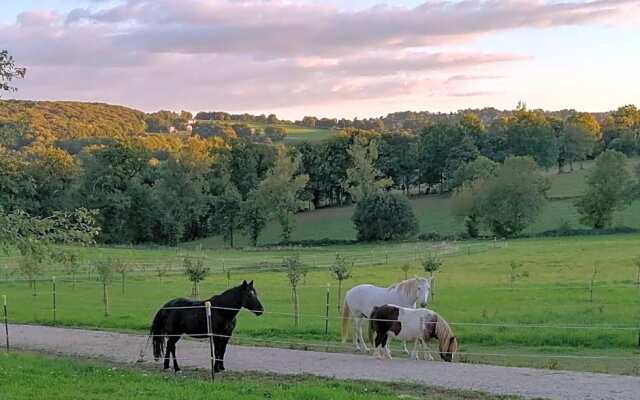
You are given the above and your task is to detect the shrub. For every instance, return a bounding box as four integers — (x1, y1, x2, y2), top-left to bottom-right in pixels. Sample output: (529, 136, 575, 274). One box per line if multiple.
(352, 192, 418, 241)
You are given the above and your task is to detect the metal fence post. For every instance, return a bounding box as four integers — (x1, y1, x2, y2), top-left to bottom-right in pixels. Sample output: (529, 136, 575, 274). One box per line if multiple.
(205, 301, 215, 381)
(3, 295, 8, 352)
(324, 284, 330, 335)
(52, 277, 57, 324)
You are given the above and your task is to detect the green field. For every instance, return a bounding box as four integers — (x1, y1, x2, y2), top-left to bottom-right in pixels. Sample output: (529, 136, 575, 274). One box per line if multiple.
(1, 235, 639, 375)
(0, 352, 513, 400)
(210, 120, 338, 143)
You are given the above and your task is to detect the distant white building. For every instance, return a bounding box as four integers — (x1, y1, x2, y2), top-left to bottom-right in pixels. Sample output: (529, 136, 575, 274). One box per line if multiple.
(168, 126, 177, 133)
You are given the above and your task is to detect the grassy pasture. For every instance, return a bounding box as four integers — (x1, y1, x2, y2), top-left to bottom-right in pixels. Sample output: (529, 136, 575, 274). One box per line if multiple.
(1, 235, 639, 374)
(0, 352, 514, 400)
(209, 119, 338, 143)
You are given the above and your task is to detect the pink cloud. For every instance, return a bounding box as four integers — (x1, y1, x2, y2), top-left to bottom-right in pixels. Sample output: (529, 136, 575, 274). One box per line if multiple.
(3, 0, 639, 116)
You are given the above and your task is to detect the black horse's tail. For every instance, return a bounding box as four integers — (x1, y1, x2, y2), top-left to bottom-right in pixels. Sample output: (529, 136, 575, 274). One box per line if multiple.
(150, 309, 166, 361)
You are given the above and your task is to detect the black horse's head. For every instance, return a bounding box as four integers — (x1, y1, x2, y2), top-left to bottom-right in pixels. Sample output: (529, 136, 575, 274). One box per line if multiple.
(240, 280, 264, 316)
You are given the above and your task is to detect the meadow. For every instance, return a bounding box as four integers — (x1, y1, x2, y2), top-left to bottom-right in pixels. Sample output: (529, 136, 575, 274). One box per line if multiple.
(1, 235, 639, 375)
(0, 352, 514, 400)
(210, 120, 338, 143)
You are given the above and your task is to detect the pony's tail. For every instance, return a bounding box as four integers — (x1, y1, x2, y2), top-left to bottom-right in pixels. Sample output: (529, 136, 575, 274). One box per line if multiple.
(150, 309, 166, 361)
(341, 302, 351, 343)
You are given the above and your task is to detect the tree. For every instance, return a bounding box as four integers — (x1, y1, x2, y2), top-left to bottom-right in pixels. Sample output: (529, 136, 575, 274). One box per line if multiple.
(113, 259, 130, 296)
(209, 184, 242, 247)
(468, 157, 549, 237)
(352, 192, 418, 241)
(575, 150, 633, 229)
(418, 122, 478, 192)
(0, 208, 98, 262)
(330, 254, 352, 311)
(18, 255, 43, 294)
(345, 135, 392, 202)
(450, 156, 498, 192)
(95, 259, 114, 316)
(240, 191, 268, 247)
(184, 257, 210, 298)
(256, 148, 309, 242)
(0, 50, 26, 95)
(264, 126, 286, 141)
(283, 255, 305, 327)
(60, 251, 81, 290)
(562, 113, 600, 170)
(421, 253, 442, 299)
(501, 106, 559, 169)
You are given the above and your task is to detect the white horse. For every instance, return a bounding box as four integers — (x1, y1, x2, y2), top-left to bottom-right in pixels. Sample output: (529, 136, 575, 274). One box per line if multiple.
(341, 277, 431, 352)
(369, 304, 458, 362)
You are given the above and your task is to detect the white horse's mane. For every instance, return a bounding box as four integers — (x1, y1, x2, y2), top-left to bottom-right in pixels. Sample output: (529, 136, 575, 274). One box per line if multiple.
(387, 277, 425, 299)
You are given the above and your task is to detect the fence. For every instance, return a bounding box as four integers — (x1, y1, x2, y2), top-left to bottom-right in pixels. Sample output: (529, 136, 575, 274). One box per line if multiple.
(3, 291, 640, 376)
(0, 239, 508, 282)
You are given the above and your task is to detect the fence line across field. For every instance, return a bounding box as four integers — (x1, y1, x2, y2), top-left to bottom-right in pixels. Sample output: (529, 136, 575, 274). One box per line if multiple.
(1, 275, 638, 293)
(0, 239, 508, 273)
(8, 296, 639, 332)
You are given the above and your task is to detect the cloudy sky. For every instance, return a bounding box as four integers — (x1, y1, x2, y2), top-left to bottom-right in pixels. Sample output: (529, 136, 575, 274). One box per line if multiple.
(2, 0, 639, 119)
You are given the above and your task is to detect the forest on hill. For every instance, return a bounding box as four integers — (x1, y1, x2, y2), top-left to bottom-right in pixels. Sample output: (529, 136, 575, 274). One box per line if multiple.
(1, 95, 640, 246)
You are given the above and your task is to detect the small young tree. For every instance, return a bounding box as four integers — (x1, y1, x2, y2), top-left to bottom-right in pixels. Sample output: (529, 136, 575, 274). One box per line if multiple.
(589, 263, 600, 303)
(156, 265, 169, 283)
(184, 257, 210, 298)
(508, 261, 528, 289)
(330, 254, 352, 311)
(95, 259, 114, 316)
(400, 263, 411, 280)
(60, 252, 81, 290)
(18, 255, 42, 296)
(634, 257, 640, 288)
(113, 259, 129, 296)
(283, 255, 305, 327)
(422, 253, 442, 299)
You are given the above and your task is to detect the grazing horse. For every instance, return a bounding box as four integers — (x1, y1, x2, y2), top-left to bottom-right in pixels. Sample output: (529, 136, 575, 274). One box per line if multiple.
(341, 277, 430, 352)
(369, 304, 458, 362)
(150, 280, 263, 372)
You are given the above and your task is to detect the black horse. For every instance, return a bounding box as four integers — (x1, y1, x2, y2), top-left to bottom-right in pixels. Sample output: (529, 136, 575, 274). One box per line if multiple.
(150, 280, 264, 372)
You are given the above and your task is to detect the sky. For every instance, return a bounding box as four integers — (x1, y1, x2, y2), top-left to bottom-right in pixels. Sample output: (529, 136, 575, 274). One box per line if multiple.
(1, 0, 639, 120)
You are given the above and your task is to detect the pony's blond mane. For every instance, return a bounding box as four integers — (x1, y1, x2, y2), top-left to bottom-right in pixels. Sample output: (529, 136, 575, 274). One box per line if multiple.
(388, 278, 421, 299)
(435, 313, 458, 355)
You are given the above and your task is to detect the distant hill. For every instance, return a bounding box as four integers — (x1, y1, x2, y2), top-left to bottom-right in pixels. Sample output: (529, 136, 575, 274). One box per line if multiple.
(0, 100, 146, 143)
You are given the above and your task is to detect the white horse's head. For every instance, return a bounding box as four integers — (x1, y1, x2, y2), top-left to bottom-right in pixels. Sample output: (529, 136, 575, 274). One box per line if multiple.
(415, 277, 431, 308)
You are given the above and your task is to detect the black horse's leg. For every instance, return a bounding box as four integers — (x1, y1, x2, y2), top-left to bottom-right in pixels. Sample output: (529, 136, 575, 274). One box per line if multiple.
(213, 336, 223, 373)
(217, 336, 230, 371)
(163, 335, 171, 370)
(168, 336, 181, 372)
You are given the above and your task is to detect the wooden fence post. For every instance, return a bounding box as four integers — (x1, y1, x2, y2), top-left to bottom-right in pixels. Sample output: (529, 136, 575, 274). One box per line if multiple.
(52, 277, 57, 324)
(324, 284, 330, 335)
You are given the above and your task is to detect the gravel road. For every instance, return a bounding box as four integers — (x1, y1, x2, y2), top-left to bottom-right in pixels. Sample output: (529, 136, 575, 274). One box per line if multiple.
(6, 324, 640, 400)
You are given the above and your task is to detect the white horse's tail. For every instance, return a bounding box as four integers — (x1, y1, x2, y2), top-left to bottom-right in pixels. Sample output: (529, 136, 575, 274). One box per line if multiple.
(341, 302, 351, 343)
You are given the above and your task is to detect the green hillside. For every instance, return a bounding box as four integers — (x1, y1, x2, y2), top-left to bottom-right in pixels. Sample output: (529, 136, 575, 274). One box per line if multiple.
(191, 162, 640, 248)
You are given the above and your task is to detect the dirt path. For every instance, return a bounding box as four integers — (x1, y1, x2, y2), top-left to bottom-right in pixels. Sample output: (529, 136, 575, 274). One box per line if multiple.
(6, 324, 640, 400)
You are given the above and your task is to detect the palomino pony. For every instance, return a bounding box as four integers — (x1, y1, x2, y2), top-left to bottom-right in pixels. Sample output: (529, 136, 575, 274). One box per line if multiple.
(369, 304, 458, 362)
(341, 277, 431, 352)
(150, 280, 264, 372)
